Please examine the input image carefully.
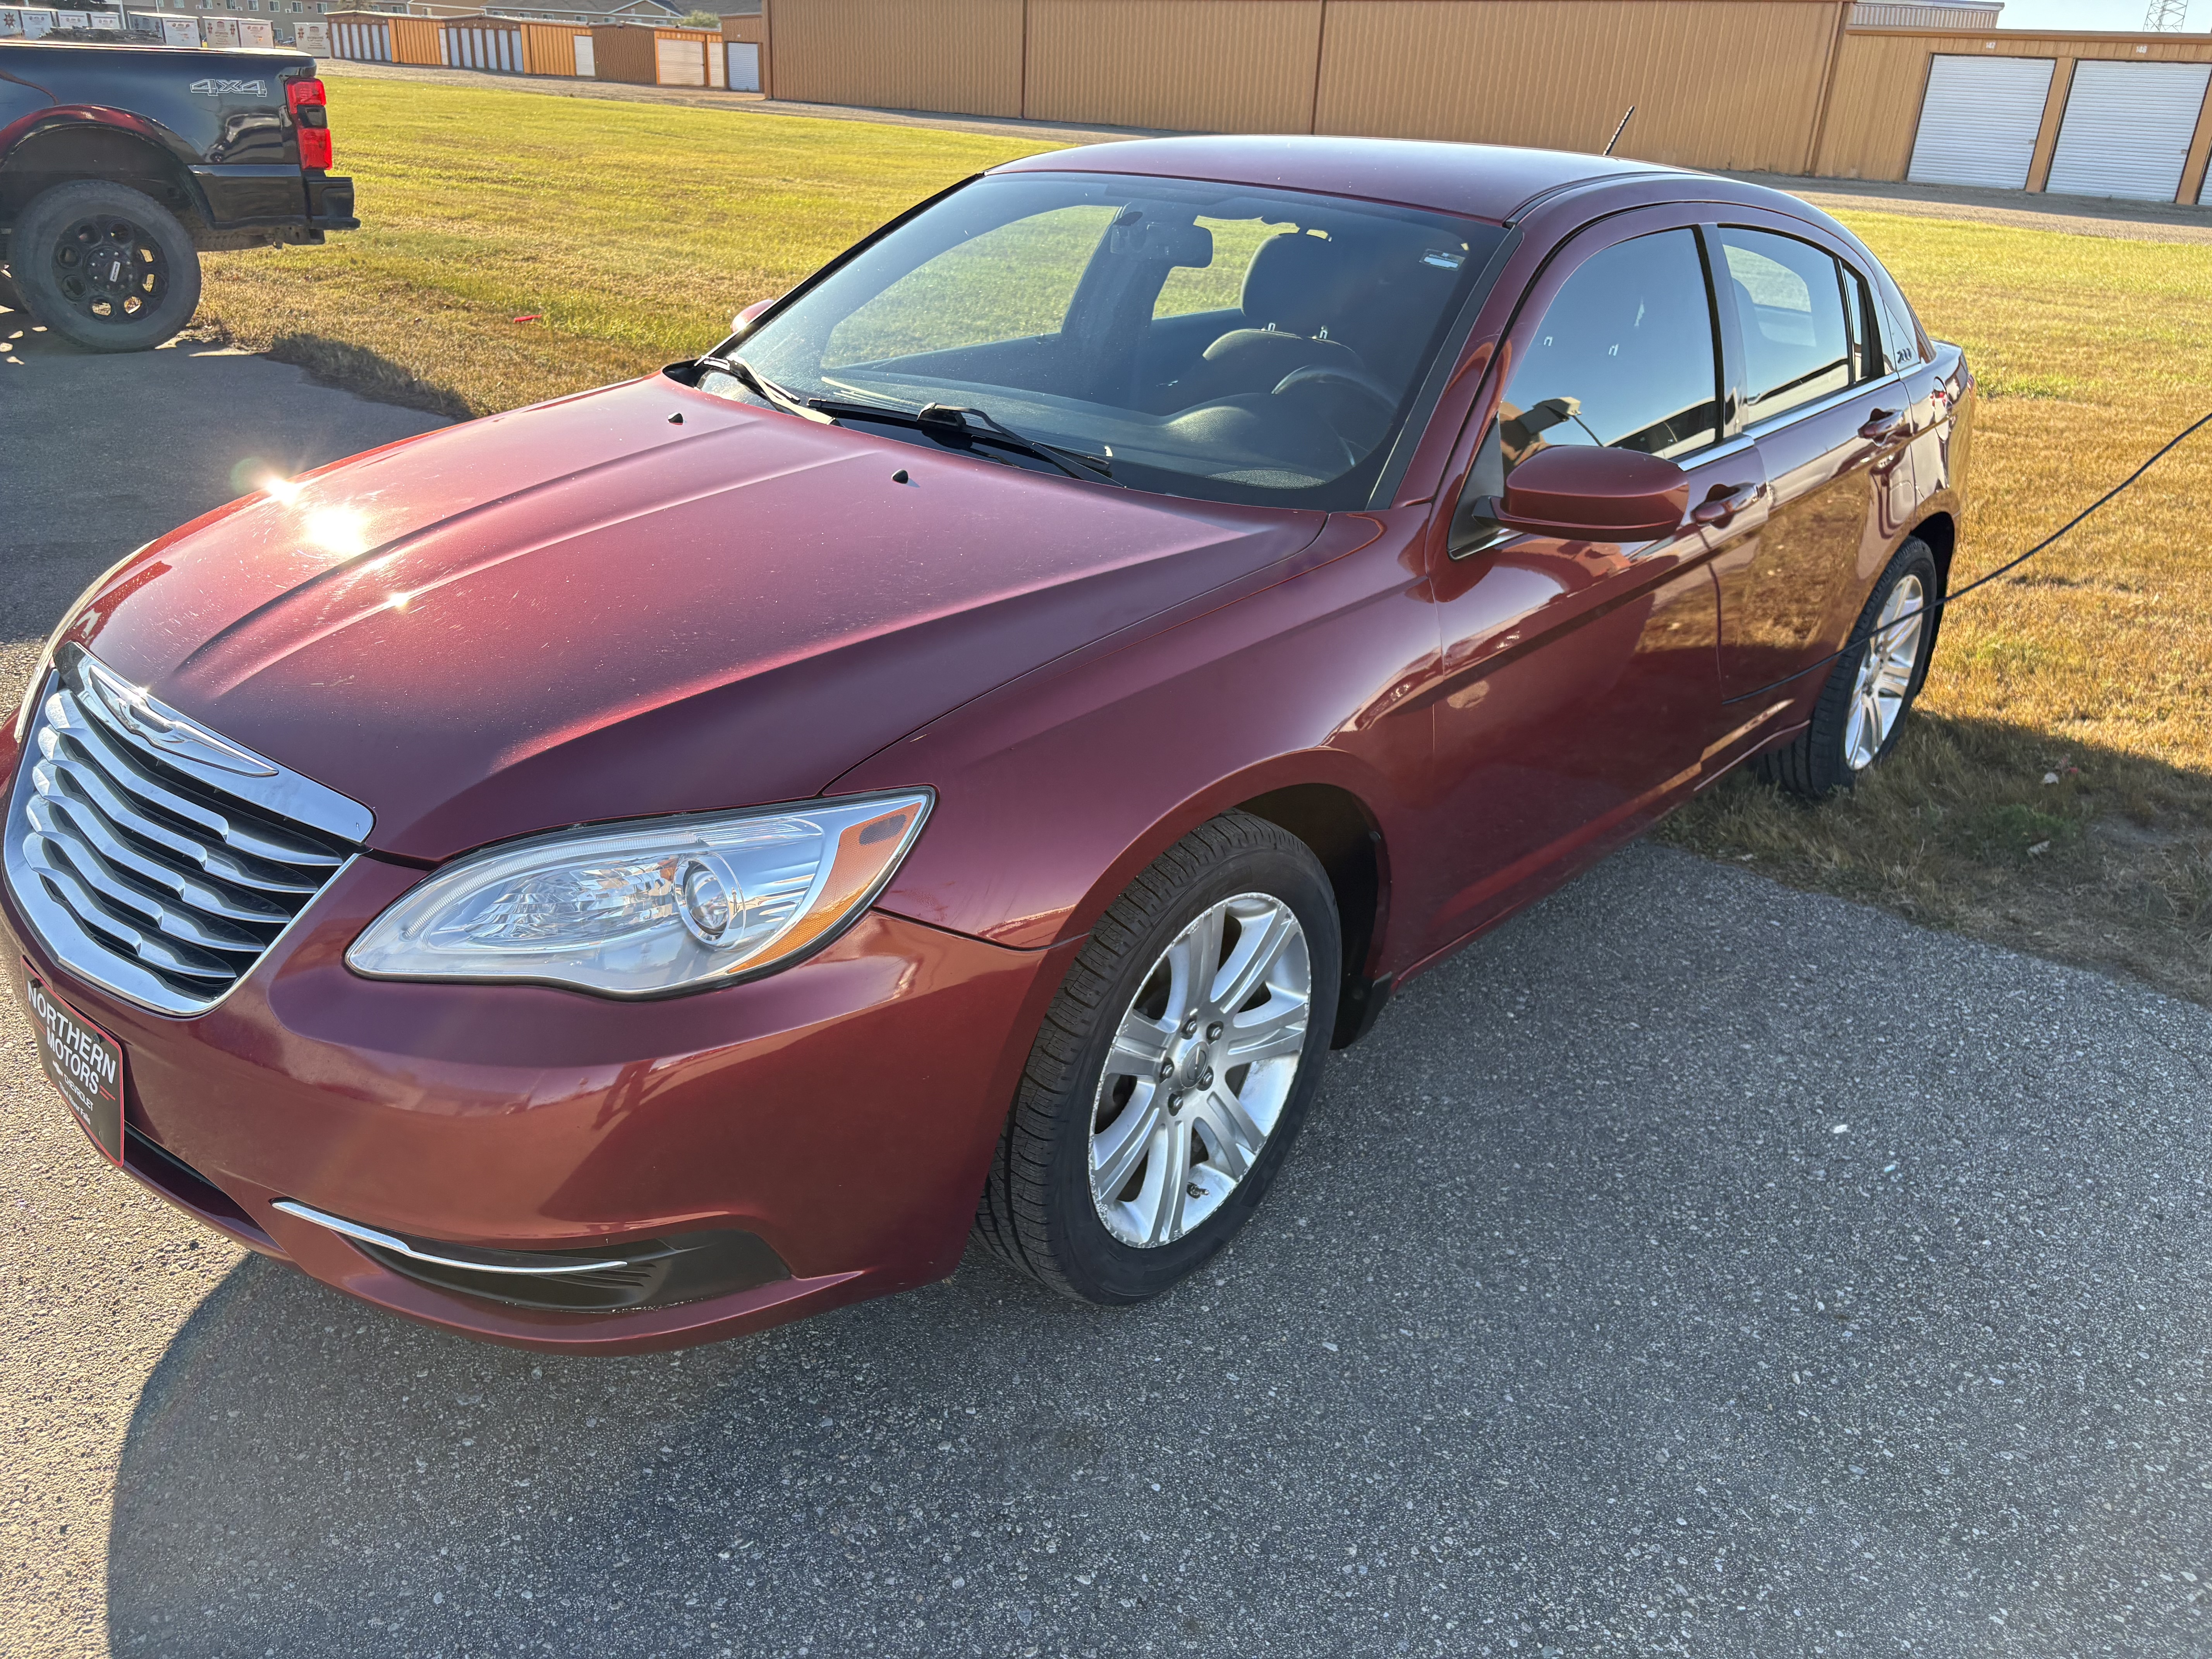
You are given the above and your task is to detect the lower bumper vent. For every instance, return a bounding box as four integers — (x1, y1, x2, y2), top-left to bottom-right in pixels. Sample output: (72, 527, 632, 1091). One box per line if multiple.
(271, 1199, 789, 1313)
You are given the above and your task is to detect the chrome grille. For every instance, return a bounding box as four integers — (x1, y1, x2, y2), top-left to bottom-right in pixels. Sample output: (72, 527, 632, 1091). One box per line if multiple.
(3, 648, 371, 1017)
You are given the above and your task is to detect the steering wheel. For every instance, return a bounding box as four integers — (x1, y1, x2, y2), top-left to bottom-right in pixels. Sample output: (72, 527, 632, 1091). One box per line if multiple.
(1271, 362, 1397, 415)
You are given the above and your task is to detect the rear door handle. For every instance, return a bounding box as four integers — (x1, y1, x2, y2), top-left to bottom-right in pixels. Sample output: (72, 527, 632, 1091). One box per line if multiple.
(1859, 409, 1910, 444)
(1691, 482, 1764, 527)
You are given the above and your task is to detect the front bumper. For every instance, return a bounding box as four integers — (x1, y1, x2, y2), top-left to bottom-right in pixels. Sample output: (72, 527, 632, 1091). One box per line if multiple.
(3, 847, 1070, 1354)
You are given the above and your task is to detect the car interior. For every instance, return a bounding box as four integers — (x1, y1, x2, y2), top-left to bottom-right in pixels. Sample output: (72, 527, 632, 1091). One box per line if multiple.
(723, 177, 1504, 507)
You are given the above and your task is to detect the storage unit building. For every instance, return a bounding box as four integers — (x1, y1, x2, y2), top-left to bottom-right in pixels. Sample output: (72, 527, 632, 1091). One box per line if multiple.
(327, 11, 394, 62)
(439, 12, 524, 72)
(722, 10, 763, 91)
(1819, 24, 2212, 203)
(2045, 58, 2212, 200)
(330, 10, 439, 65)
(520, 19, 596, 77)
(588, 22, 725, 88)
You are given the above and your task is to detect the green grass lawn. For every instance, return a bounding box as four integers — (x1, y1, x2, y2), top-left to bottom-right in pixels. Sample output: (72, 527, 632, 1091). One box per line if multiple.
(198, 76, 2212, 1003)
(198, 77, 1056, 414)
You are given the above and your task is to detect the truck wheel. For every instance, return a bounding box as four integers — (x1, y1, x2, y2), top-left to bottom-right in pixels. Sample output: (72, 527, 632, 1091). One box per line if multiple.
(13, 181, 202, 352)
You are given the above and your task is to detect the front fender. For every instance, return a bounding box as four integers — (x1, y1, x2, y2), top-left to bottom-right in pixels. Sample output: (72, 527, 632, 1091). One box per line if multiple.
(832, 508, 1440, 972)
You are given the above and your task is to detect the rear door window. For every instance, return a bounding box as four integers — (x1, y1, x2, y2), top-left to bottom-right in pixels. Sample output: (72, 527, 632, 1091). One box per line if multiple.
(1716, 228, 1862, 421)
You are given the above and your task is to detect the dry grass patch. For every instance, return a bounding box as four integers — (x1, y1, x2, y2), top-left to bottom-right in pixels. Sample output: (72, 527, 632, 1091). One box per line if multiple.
(1660, 211, 2212, 1002)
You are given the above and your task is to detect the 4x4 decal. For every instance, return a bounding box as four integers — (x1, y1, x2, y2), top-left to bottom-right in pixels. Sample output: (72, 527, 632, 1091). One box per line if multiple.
(189, 77, 268, 96)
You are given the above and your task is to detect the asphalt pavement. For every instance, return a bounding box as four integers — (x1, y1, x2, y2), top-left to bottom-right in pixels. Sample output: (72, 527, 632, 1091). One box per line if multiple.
(5, 311, 2212, 1659)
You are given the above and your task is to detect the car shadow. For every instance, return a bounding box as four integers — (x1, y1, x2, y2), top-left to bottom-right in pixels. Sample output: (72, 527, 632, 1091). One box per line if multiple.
(100, 843, 2212, 1657)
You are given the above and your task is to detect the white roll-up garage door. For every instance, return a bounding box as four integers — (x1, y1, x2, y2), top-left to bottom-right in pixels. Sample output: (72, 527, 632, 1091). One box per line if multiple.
(2045, 60, 2212, 202)
(441, 24, 520, 73)
(655, 36, 706, 86)
(335, 19, 392, 62)
(726, 41, 759, 92)
(1908, 55, 2055, 189)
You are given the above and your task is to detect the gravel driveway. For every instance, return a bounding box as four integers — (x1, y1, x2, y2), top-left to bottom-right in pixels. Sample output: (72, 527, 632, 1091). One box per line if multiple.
(5, 317, 2210, 1659)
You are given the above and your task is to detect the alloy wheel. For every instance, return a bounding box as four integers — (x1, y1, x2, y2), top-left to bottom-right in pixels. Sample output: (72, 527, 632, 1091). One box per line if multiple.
(1843, 572, 1926, 770)
(50, 216, 168, 326)
(1087, 892, 1311, 1248)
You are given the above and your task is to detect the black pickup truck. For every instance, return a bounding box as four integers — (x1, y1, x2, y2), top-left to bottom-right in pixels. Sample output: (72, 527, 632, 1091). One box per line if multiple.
(0, 38, 356, 350)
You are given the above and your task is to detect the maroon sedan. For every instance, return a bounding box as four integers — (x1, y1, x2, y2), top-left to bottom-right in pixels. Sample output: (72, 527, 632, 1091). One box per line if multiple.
(3, 137, 1970, 1352)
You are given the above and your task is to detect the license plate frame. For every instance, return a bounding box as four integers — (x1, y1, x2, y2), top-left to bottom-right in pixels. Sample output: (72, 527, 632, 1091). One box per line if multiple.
(21, 962, 127, 1164)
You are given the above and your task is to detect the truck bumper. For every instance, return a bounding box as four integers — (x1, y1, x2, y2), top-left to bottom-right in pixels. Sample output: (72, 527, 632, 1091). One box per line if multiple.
(186, 166, 357, 237)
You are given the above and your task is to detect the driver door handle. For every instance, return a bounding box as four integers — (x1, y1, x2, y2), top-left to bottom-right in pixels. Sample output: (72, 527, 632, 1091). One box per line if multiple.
(1691, 481, 1764, 528)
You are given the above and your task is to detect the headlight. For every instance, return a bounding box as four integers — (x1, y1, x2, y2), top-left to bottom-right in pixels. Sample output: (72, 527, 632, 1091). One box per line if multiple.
(345, 791, 933, 996)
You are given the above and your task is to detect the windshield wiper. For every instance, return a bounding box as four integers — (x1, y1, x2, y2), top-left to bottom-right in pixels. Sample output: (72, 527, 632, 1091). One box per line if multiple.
(696, 355, 830, 424)
(694, 365, 1118, 486)
(807, 396, 1120, 486)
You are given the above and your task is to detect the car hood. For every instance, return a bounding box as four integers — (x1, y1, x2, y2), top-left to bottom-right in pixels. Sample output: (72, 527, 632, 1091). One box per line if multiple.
(69, 374, 1323, 862)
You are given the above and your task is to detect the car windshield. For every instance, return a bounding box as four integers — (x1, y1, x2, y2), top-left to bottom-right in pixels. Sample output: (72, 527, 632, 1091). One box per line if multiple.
(702, 172, 1502, 510)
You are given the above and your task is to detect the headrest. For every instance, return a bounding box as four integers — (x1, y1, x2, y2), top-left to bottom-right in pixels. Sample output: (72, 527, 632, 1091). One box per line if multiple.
(1109, 217, 1213, 270)
(1240, 232, 1360, 337)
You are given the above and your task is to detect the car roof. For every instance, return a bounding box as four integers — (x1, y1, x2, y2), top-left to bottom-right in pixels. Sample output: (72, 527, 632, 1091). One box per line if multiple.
(990, 135, 1689, 224)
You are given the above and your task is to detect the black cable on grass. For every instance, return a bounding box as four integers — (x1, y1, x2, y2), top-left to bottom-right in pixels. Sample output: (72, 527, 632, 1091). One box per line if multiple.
(1723, 406, 2212, 706)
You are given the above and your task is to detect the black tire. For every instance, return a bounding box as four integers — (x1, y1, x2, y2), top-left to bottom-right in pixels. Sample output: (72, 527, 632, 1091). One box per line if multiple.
(977, 810, 1341, 1305)
(12, 181, 202, 352)
(1758, 536, 1941, 800)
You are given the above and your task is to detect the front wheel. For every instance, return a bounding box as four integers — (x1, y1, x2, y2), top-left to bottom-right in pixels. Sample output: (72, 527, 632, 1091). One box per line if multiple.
(976, 811, 1340, 1304)
(12, 180, 203, 352)
(1758, 536, 1940, 799)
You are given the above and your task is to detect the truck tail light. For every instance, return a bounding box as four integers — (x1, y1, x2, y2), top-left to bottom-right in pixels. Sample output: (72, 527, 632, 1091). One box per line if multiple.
(287, 78, 333, 170)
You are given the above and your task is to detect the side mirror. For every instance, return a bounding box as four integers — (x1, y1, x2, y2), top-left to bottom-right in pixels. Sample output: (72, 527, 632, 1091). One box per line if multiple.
(1492, 444, 1688, 544)
(730, 296, 776, 335)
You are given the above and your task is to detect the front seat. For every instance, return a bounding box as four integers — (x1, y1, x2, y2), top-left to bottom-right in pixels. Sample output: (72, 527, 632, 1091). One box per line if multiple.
(1175, 232, 1368, 407)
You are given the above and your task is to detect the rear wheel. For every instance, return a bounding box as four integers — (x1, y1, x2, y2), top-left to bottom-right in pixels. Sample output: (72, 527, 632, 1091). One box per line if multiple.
(1758, 536, 1939, 799)
(976, 811, 1340, 1304)
(13, 181, 202, 352)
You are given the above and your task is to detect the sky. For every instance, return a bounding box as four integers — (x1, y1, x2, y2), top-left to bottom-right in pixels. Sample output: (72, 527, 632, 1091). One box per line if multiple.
(1990, 0, 2204, 29)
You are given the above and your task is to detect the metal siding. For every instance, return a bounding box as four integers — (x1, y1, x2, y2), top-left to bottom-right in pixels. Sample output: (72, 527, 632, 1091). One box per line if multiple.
(1814, 31, 1931, 177)
(389, 14, 441, 65)
(2045, 59, 2212, 201)
(520, 21, 581, 76)
(1906, 54, 2052, 187)
(1025, 0, 1323, 133)
(589, 24, 661, 85)
(768, 0, 1024, 117)
(1314, 1, 1845, 173)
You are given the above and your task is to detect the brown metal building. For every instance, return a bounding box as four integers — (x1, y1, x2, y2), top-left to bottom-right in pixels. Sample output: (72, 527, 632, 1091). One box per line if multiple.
(589, 21, 730, 86)
(754, 0, 2212, 204)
